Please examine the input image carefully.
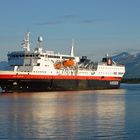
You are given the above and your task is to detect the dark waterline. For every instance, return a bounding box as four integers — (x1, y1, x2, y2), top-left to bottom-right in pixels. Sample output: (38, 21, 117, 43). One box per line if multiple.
(0, 84, 140, 139)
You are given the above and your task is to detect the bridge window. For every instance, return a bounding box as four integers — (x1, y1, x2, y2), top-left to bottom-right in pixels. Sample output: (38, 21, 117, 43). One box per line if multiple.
(48, 55, 60, 58)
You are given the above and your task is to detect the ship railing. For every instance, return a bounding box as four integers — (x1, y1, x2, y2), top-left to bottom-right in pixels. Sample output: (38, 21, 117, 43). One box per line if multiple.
(115, 63, 124, 66)
(45, 51, 54, 54)
(99, 62, 124, 67)
(78, 61, 98, 70)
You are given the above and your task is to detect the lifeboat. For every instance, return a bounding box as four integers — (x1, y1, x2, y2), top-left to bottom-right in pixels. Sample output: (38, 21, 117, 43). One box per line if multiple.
(63, 59, 75, 67)
(54, 62, 62, 69)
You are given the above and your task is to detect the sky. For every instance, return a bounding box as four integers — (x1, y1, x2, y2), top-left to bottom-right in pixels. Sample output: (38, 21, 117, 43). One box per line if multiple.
(0, 0, 140, 61)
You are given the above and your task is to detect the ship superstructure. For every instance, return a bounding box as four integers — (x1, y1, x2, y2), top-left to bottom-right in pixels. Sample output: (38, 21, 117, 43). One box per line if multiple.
(0, 32, 125, 92)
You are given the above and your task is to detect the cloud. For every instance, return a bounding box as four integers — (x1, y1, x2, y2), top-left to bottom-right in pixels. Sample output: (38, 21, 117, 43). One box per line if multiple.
(36, 21, 61, 26)
(35, 14, 79, 26)
(35, 15, 99, 26)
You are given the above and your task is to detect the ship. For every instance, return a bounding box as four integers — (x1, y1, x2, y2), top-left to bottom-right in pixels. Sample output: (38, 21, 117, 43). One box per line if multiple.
(0, 32, 125, 92)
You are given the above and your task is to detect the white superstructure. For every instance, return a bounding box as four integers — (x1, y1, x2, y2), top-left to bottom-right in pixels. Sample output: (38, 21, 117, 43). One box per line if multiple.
(6, 32, 125, 78)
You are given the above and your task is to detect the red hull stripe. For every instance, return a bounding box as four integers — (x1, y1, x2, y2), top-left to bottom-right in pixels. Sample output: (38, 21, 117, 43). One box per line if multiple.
(0, 74, 122, 81)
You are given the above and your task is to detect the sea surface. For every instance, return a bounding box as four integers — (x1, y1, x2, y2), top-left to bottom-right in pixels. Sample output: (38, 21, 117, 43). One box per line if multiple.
(0, 84, 140, 139)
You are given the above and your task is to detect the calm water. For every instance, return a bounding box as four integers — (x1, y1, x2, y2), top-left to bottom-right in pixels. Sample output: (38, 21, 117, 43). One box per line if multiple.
(0, 84, 140, 139)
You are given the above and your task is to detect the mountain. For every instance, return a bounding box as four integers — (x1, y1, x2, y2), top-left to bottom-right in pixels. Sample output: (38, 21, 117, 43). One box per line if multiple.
(112, 52, 140, 78)
(0, 61, 9, 70)
(112, 52, 130, 61)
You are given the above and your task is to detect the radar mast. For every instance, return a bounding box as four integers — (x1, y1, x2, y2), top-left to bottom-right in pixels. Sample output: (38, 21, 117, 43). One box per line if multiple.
(21, 32, 31, 52)
(38, 36, 43, 48)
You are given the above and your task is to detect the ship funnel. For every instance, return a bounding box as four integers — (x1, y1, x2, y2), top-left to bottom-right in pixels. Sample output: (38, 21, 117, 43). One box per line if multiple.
(70, 39, 74, 57)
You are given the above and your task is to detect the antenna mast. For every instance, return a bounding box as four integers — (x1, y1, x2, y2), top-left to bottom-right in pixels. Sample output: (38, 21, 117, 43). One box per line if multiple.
(21, 32, 31, 52)
(70, 39, 74, 57)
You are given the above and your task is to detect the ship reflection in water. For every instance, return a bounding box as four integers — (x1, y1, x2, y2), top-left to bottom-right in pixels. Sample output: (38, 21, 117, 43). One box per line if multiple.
(0, 85, 140, 139)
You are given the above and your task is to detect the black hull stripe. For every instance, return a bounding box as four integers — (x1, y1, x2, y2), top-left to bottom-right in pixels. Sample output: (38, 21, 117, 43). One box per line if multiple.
(0, 79, 120, 92)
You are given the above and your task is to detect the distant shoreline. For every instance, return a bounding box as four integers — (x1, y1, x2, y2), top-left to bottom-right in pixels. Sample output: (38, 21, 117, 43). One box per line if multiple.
(121, 78, 140, 84)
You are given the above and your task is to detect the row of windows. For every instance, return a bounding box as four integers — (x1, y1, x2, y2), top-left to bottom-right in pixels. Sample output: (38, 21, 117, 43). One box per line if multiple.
(98, 66, 123, 70)
(8, 54, 39, 58)
(48, 55, 60, 58)
(8, 54, 74, 59)
(33, 71, 48, 73)
(98, 72, 114, 74)
(78, 72, 89, 74)
(62, 56, 74, 59)
(118, 72, 124, 75)
(21, 71, 49, 73)
(98, 72, 123, 75)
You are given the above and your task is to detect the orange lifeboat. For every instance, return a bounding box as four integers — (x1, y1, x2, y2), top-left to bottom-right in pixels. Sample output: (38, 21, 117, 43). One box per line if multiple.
(63, 59, 75, 67)
(54, 62, 62, 69)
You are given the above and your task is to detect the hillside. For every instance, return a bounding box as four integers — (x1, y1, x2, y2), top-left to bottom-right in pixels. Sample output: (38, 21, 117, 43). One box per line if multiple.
(112, 52, 140, 78)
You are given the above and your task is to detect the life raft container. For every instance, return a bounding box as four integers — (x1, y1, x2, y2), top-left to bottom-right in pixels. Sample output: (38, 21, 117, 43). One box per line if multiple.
(54, 62, 62, 69)
(63, 59, 75, 67)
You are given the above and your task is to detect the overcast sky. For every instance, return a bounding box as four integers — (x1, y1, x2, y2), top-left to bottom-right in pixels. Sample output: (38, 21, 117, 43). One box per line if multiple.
(0, 0, 140, 61)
